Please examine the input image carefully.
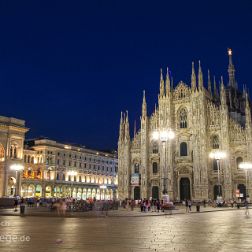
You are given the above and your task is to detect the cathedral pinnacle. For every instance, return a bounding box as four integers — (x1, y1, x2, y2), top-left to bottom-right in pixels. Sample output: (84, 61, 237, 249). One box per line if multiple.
(220, 76, 226, 106)
(142, 90, 147, 117)
(191, 61, 196, 91)
(165, 67, 170, 96)
(118, 111, 125, 143)
(245, 92, 252, 129)
(124, 110, 130, 141)
(208, 69, 212, 95)
(198, 60, 203, 90)
(160, 68, 165, 97)
(227, 48, 236, 88)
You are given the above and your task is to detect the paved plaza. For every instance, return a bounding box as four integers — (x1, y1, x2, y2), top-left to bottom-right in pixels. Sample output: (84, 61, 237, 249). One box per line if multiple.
(0, 210, 251, 252)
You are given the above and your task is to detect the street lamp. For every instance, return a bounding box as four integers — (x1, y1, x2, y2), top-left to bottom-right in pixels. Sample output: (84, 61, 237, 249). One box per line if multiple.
(209, 150, 226, 199)
(10, 164, 24, 197)
(67, 170, 77, 197)
(152, 129, 175, 196)
(239, 162, 252, 200)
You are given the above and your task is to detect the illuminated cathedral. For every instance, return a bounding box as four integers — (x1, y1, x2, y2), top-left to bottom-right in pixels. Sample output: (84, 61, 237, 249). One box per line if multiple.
(118, 49, 252, 201)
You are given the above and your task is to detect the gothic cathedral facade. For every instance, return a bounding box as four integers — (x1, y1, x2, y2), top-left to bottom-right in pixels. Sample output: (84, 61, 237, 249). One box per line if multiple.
(118, 49, 252, 201)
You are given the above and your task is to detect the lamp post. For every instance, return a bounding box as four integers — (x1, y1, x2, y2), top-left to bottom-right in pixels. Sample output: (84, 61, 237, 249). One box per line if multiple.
(239, 162, 252, 200)
(67, 170, 77, 198)
(152, 129, 175, 196)
(209, 150, 226, 199)
(10, 164, 24, 197)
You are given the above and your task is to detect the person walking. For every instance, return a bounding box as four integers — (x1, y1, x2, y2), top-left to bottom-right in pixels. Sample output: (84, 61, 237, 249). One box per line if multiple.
(188, 200, 192, 212)
(14, 198, 18, 212)
(20, 198, 25, 215)
(245, 200, 249, 216)
(157, 200, 160, 213)
(203, 199, 206, 208)
(185, 199, 189, 213)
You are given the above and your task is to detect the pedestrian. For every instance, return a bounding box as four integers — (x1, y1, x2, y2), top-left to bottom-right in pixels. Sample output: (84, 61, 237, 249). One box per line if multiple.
(20, 198, 25, 215)
(130, 199, 135, 211)
(203, 199, 206, 208)
(157, 200, 160, 212)
(14, 198, 18, 212)
(188, 200, 192, 212)
(36, 198, 40, 208)
(185, 199, 189, 213)
(245, 200, 249, 216)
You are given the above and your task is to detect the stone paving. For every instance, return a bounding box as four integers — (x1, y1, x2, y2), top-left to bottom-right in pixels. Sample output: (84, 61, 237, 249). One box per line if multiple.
(0, 209, 252, 252)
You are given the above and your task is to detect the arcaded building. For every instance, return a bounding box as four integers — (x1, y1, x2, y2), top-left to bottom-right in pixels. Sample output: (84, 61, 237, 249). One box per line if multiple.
(22, 138, 118, 199)
(118, 50, 252, 201)
(0, 116, 28, 197)
(0, 117, 118, 199)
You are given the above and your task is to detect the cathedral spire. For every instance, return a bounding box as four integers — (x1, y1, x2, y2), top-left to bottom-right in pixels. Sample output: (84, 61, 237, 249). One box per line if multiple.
(227, 48, 236, 88)
(208, 69, 212, 95)
(220, 76, 226, 106)
(165, 67, 170, 96)
(198, 60, 203, 91)
(119, 111, 125, 143)
(191, 61, 196, 91)
(124, 110, 130, 141)
(159, 68, 165, 97)
(245, 92, 252, 129)
(142, 90, 147, 118)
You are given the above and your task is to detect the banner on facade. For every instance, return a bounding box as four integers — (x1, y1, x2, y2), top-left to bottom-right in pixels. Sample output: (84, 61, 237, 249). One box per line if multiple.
(131, 173, 140, 185)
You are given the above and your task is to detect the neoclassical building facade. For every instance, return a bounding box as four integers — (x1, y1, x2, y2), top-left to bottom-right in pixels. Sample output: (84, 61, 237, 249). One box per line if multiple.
(0, 116, 28, 197)
(22, 138, 118, 199)
(0, 117, 118, 199)
(118, 49, 252, 201)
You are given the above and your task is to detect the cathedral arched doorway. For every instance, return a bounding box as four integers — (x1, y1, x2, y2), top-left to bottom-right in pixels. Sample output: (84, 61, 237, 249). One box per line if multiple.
(180, 178, 191, 200)
(238, 184, 246, 199)
(134, 186, 140, 200)
(152, 186, 159, 200)
(213, 185, 222, 200)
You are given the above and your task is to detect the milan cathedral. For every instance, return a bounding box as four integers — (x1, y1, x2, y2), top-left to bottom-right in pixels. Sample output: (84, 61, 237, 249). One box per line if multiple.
(118, 49, 252, 201)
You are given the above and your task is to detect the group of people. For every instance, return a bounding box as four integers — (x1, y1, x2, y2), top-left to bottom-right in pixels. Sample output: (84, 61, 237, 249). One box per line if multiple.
(13, 197, 119, 215)
(122, 199, 163, 212)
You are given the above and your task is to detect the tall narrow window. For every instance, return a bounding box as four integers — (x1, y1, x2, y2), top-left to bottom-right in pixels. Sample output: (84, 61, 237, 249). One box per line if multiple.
(152, 162, 158, 174)
(180, 142, 188, 156)
(134, 163, 139, 173)
(236, 157, 243, 169)
(152, 142, 159, 154)
(179, 108, 187, 128)
(213, 159, 218, 171)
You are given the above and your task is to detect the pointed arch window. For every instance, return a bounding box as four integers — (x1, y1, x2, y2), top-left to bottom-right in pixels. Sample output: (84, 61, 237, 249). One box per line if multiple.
(179, 108, 187, 128)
